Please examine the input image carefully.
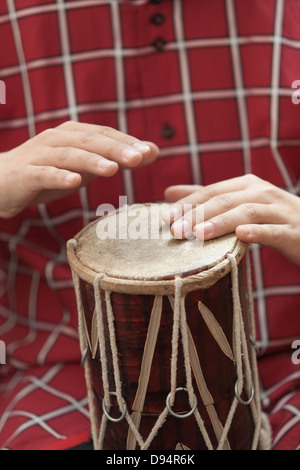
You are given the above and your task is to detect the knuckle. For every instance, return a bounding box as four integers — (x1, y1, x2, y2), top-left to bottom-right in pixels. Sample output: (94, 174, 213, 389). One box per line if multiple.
(215, 193, 234, 211)
(203, 186, 217, 200)
(271, 226, 281, 242)
(244, 173, 261, 186)
(59, 120, 78, 130)
(242, 203, 257, 221)
(54, 146, 71, 163)
(78, 132, 97, 146)
(36, 165, 47, 179)
(38, 128, 56, 140)
(105, 140, 121, 155)
(193, 206, 205, 225)
(262, 184, 280, 200)
(99, 125, 113, 137)
(213, 213, 228, 229)
(29, 165, 46, 184)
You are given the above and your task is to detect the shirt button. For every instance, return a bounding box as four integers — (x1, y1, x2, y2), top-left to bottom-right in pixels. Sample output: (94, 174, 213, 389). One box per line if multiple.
(161, 124, 176, 140)
(152, 37, 166, 52)
(150, 13, 165, 26)
(150, 0, 164, 4)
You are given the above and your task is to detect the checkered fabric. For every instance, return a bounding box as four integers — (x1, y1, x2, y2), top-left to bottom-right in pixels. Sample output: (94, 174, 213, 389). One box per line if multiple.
(0, 0, 300, 450)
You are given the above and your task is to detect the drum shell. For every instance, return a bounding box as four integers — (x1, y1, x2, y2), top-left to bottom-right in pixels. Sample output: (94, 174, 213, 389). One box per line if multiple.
(80, 263, 255, 450)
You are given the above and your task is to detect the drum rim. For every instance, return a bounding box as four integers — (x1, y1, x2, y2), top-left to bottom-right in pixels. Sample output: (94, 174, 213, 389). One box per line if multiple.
(67, 209, 248, 295)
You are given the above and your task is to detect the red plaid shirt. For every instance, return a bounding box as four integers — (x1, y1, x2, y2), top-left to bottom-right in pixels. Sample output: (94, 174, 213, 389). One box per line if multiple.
(0, 0, 300, 450)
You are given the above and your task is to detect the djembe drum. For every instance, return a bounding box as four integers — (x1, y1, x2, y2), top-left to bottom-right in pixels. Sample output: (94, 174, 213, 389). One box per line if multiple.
(67, 203, 271, 450)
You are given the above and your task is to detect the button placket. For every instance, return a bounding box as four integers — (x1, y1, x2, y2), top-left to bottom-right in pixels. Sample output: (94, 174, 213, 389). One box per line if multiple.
(149, 1, 176, 142)
(150, 0, 166, 52)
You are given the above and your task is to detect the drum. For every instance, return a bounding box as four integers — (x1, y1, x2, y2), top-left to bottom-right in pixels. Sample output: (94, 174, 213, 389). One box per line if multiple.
(67, 203, 271, 451)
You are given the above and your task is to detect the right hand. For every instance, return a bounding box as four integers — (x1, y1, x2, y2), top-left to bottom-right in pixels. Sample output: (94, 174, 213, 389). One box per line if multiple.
(0, 121, 159, 218)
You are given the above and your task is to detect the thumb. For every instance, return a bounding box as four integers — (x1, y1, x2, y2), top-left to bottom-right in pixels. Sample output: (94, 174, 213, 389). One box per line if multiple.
(236, 224, 284, 251)
(236, 223, 300, 266)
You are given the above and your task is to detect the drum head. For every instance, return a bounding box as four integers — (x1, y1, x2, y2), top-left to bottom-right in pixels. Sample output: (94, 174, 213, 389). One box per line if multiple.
(73, 204, 243, 281)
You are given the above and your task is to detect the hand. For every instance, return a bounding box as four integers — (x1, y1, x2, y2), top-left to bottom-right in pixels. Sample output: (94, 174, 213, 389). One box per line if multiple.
(163, 174, 300, 266)
(0, 121, 159, 218)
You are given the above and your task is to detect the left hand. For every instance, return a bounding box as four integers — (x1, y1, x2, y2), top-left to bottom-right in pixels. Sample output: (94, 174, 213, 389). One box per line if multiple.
(163, 174, 300, 266)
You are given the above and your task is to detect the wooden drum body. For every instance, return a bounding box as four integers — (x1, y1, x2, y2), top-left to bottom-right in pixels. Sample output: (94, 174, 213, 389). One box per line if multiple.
(67, 204, 271, 450)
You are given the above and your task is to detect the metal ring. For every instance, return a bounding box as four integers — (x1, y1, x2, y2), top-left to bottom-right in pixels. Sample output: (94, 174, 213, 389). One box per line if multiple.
(102, 392, 127, 423)
(166, 387, 197, 419)
(235, 381, 255, 406)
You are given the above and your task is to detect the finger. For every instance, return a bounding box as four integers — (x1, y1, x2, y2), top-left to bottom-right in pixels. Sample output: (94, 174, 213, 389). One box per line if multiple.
(38, 146, 118, 177)
(163, 175, 265, 224)
(39, 128, 156, 168)
(57, 121, 155, 151)
(25, 165, 82, 192)
(192, 203, 283, 241)
(131, 142, 160, 168)
(236, 224, 300, 264)
(176, 188, 280, 235)
(163, 185, 203, 224)
(164, 185, 203, 202)
(55, 122, 160, 163)
(236, 223, 284, 248)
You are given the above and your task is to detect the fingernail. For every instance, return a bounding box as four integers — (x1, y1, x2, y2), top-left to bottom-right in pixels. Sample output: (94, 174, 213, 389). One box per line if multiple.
(163, 206, 182, 224)
(98, 159, 117, 170)
(173, 219, 193, 239)
(194, 222, 214, 238)
(132, 142, 151, 154)
(121, 148, 141, 162)
(65, 173, 78, 184)
(243, 226, 252, 235)
(240, 225, 253, 237)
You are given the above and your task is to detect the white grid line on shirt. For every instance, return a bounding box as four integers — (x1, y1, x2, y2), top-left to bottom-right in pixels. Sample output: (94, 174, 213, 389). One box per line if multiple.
(270, 0, 295, 194)
(0, 364, 89, 449)
(56, 0, 91, 226)
(225, 0, 252, 175)
(2, 34, 300, 79)
(6, 0, 35, 139)
(173, 0, 202, 185)
(111, 0, 135, 205)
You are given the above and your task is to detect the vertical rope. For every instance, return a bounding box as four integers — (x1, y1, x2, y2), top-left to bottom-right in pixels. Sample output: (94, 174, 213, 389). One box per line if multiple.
(127, 295, 163, 450)
(105, 290, 124, 412)
(228, 254, 244, 397)
(67, 240, 99, 447)
(179, 296, 213, 449)
(245, 250, 271, 449)
(141, 278, 185, 449)
(169, 277, 183, 406)
(93, 273, 110, 450)
(72, 268, 99, 447)
(96, 279, 145, 449)
(225, 252, 264, 451)
(218, 253, 255, 450)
